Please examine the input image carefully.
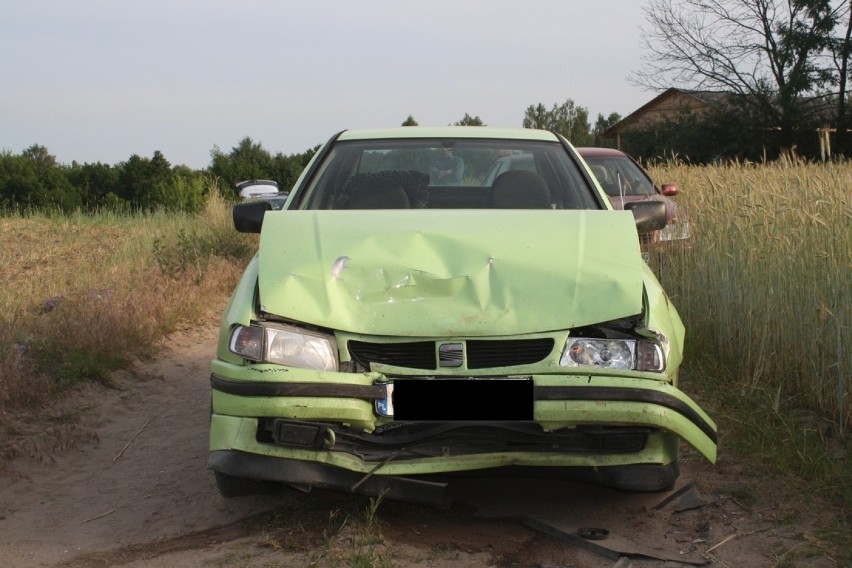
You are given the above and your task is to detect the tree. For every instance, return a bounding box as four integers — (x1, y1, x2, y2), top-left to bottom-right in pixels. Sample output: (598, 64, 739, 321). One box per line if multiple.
(593, 113, 622, 147)
(633, 0, 849, 151)
(0, 150, 45, 210)
(208, 138, 318, 198)
(0, 146, 79, 211)
(454, 113, 485, 126)
(67, 161, 119, 210)
(157, 165, 206, 213)
(270, 145, 319, 193)
(830, 2, 852, 154)
(22, 144, 57, 171)
(401, 115, 419, 126)
(115, 151, 177, 210)
(522, 99, 593, 145)
(209, 137, 274, 193)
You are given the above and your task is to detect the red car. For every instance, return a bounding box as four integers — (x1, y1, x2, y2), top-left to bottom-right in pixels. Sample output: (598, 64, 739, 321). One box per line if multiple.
(577, 147, 691, 244)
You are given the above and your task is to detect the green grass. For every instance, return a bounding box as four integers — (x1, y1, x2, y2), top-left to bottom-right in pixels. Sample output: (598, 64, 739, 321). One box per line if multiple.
(248, 492, 393, 567)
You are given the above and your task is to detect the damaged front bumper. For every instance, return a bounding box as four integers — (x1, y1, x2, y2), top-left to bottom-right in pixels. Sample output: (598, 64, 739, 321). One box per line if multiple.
(209, 361, 716, 503)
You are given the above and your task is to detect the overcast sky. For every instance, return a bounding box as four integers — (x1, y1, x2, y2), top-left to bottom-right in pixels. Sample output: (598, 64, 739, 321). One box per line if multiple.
(1, 1, 657, 169)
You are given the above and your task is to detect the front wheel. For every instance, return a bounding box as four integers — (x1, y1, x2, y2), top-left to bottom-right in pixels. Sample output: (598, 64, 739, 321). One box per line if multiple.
(600, 462, 680, 492)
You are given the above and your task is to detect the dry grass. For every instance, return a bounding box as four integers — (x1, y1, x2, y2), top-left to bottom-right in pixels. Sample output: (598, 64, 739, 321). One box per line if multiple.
(0, 192, 255, 419)
(642, 158, 852, 563)
(646, 159, 851, 545)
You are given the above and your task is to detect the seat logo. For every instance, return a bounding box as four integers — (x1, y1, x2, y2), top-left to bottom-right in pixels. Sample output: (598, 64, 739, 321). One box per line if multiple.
(438, 343, 464, 368)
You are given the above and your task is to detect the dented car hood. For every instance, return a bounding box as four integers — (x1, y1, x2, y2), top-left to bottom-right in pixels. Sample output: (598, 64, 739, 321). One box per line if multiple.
(257, 209, 644, 337)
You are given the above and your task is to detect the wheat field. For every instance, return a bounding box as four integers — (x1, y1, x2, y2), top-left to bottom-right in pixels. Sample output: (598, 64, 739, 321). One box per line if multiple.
(648, 159, 851, 435)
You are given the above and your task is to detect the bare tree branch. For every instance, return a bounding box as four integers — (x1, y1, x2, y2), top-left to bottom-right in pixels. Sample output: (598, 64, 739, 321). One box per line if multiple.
(630, 0, 849, 148)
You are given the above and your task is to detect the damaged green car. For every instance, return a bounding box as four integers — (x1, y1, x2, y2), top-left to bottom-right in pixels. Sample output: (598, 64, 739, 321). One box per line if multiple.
(209, 127, 717, 504)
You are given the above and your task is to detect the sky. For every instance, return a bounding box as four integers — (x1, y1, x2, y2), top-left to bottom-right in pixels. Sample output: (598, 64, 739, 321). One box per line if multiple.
(1, 1, 657, 170)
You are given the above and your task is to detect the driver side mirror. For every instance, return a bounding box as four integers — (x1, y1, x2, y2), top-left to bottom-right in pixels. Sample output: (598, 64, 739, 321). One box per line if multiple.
(233, 200, 272, 233)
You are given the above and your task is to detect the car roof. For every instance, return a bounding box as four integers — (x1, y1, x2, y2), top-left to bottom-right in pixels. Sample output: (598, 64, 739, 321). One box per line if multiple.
(236, 179, 278, 189)
(337, 126, 560, 142)
(575, 147, 628, 157)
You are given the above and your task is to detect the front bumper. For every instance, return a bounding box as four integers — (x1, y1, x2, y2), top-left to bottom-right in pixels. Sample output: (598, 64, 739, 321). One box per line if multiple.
(208, 449, 681, 506)
(209, 361, 716, 484)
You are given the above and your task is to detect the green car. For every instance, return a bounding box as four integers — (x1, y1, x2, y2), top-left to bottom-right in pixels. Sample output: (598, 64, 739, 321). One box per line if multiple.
(209, 127, 717, 504)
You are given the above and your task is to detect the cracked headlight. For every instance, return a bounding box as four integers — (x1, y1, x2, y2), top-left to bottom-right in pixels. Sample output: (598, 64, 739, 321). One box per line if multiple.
(560, 337, 665, 372)
(229, 323, 337, 370)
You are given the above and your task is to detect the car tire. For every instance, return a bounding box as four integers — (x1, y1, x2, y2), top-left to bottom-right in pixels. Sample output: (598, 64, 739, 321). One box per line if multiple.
(602, 462, 680, 492)
(213, 471, 282, 498)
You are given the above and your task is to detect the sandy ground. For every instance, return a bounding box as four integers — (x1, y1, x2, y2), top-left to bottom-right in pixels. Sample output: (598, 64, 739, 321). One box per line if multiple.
(0, 317, 840, 567)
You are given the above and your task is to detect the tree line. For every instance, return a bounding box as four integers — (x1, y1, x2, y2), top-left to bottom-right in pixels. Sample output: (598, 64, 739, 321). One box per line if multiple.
(0, 105, 619, 214)
(9, 3, 852, 215)
(0, 139, 319, 214)
(5, 1, 852, 212)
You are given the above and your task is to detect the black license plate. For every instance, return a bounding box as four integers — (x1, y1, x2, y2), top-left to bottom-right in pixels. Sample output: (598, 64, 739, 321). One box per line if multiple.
(381, 378, 534, 421)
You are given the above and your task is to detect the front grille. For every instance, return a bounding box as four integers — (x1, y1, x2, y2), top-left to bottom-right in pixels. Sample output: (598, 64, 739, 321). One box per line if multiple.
(347, 338, 554, 370)
(467, 339, 553, 369)
(348, 340, 436, 370)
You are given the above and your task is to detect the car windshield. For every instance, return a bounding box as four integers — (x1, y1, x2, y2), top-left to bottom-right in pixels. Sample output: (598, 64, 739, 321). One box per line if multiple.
(295, 138, 600, 210)
(583, 155, 657, 197)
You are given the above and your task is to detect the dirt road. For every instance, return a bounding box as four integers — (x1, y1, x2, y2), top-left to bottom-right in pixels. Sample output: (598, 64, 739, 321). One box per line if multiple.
(0, 317, 835, 567)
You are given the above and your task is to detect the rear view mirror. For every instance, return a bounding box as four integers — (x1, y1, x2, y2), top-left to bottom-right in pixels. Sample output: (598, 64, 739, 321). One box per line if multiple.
(233, 200, 272, 233)
(660, 183, 679, 197)
(625, 201, 667, 234)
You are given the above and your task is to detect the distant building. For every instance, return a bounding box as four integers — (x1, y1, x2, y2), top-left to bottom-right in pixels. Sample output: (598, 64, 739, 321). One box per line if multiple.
(605, 87, 838, 160)
(604, 88, 730, 148)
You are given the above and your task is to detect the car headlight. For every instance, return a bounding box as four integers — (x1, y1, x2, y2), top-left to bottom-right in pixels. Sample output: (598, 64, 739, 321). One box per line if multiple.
(560, 337, 665, 372)
(229, 323, 338, 371)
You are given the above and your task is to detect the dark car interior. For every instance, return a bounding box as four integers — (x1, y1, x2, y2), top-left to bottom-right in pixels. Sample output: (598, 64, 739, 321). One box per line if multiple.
(296, 139, 601, 211)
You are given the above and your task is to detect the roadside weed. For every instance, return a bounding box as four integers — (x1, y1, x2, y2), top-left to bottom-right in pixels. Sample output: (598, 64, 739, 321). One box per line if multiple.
(0, 190, 253, 414)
